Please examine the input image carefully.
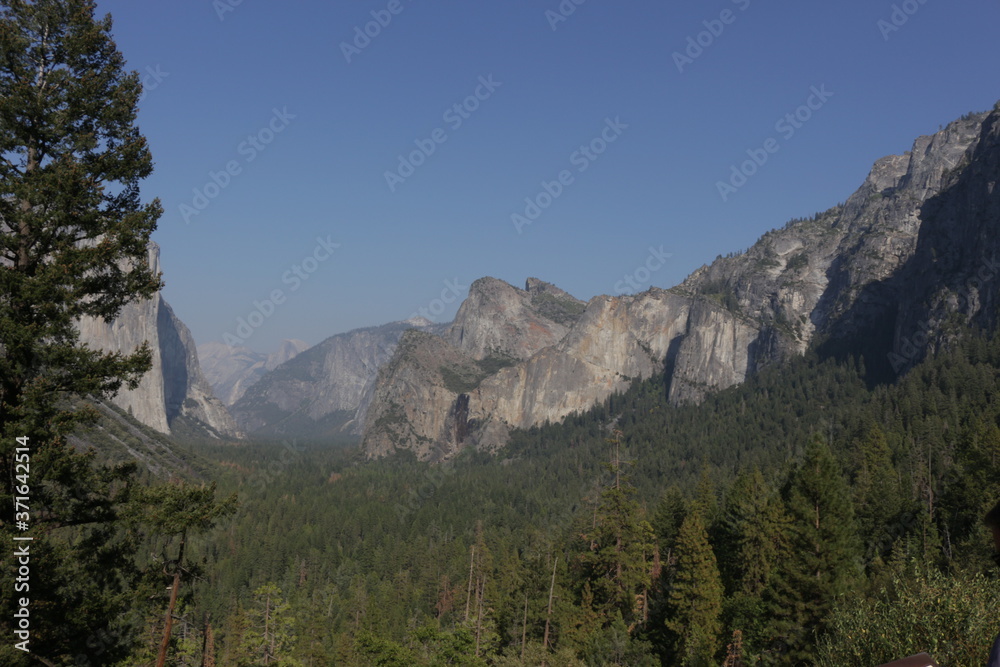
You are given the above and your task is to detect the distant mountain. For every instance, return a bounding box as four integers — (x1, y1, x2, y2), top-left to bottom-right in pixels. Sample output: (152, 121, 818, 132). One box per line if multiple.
(227, 319, 445, 439)
(198, 338, 310, 406)
(77, 243, 242, 439)
(361, 102, 1000, 460)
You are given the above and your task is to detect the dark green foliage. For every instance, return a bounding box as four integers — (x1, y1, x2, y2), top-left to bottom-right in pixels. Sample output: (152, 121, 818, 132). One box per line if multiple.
(765, 438, 862, 663)
(439, 362, 486, 393)
(852, 424, 909, 562)
(816, 561, 1000, 666)
(577, 611, 658, 666)
(571, 434, 656, 627)
(476, 351, 518, 376)
(0, 0, 162, 441)
(529, 289, 587, 326)
(652, 485, 686, 555)
(138, 327, 1000, 665)
(664, 509, 724, 666)
(785, 252, 809, 272)
(768, 438, 861, 664)
(720, 467, 790, 598)
(0, 0, 163, 663)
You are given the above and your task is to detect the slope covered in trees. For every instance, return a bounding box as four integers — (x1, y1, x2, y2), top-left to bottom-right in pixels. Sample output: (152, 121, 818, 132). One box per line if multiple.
(131, 326, 1000, 665)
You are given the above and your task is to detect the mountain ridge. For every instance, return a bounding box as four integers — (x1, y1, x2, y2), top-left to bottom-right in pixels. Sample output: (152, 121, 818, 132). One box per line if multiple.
(359, 103, 1000, 459)
(227, 319, 446, 439)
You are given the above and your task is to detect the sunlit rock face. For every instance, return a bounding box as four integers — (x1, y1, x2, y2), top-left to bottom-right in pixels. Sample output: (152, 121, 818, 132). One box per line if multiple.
(363, 106, 1000, 459)
(78, 243, 241, 438)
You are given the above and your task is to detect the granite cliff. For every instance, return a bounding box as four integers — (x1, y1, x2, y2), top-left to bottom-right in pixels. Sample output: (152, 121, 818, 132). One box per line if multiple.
(363, 277, 587, 459)
(198, 338, 309, 406)
(77, 243, 242, 438)
(228, 319, 444, 439)
(362, 103, 1000, 459)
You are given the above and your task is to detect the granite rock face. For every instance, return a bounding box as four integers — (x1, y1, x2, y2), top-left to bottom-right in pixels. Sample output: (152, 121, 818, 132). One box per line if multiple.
(362, 330, 484, 460)
(446, 277, 586, 361)
(198, 339, 309, 406)
(362, 104, 1000, 459)
(363, 278, 589, 459)
(77, 243, 242, 438)
(228, 319, 444, 439)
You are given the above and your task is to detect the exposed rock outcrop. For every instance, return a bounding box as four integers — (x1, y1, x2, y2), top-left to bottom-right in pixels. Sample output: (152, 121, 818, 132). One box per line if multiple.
(77, 243, 242, 438)
(363, 278, 588, 459)
(446, 277, 586, 361)
(228, 320, 444, 439)
(199, 339, 309, 406)
(362, 104, 1000, 459)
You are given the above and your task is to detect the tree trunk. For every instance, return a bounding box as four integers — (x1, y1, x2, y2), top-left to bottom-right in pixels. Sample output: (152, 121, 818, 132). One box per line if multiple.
(542, 555, 558, 652)
(464, 545, 476, 622)
(474, 572, 486, 657)
(201, 615, 215, 667)
(156, 530, 186, 667)
(521, 591, 529, 660)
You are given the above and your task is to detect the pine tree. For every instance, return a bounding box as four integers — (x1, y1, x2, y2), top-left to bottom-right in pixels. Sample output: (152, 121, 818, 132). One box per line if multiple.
(238, 583, 299, 666)
(0, 0, 161, 434)
(665, 508, 724, 667)
(716, 466, 792, 657)
(125, 480, 237, 667)
(652, 485, 686, 558)
(576, 431, 656, 627)
(0, 1, 161, 663)
(722, 466, 790, 597)
(766, 437, 861, 663)
(853, 424, 905, 560)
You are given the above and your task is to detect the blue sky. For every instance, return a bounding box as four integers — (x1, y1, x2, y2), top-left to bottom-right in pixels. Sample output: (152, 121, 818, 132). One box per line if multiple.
(95, 0, 1000, 352)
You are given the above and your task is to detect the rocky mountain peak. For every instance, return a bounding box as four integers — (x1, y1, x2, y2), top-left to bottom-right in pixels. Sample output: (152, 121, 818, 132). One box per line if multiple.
(445, 277, 584, 361)
(198, 338, 310, 406)
(266, 339, 310, 371)
(226, 320, 440, 438)
(361, 102, 1000, 460)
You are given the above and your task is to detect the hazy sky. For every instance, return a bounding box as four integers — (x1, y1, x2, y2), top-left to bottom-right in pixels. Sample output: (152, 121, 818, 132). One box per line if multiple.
(95, 0, 1000, 352)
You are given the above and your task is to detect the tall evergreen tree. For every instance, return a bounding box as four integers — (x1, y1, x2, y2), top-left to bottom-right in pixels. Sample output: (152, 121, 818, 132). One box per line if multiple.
(0, 0, 161, 434)
(126, 480, 237, 667)
(652, 485, 686, 559)
(853, 424, 906, 561)
(665, 507, 724, 667)
(0, 0, 161, 663)
(575, 432, 655, 627)
(237, 583, 300, 667)
(716, 466, 792, 658)
(722, 466, 790, 598)
(766, 437, 861, 664)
